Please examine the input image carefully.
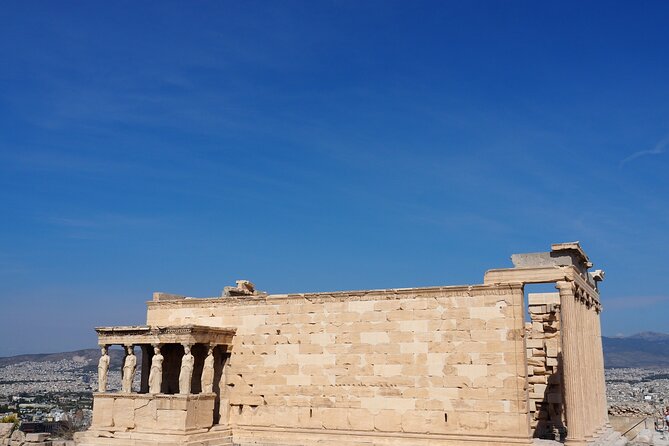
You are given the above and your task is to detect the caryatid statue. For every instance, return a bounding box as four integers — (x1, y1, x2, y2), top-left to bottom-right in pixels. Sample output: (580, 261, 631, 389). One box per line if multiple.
(148, 345, 164, 394)
(97, 346, 110, 393)
(201, 346, 215, 393)
(122, 345, 137, 393)
(179, 344, 194, 394)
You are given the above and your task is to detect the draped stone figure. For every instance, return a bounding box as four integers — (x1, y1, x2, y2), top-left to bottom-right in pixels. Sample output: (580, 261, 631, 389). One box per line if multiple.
(122, 345, 136, 393)
(201, 347, 215, 393)
(179, 345, 194, 394)
(148, 346, 163, 394)
(97, 346, 110, 393)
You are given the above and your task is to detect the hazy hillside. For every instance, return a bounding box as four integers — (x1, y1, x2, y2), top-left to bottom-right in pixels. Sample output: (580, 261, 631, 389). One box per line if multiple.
(2, 333, 669, 369)
(0, 348, 129, 370)
(603, 332, 669, 368)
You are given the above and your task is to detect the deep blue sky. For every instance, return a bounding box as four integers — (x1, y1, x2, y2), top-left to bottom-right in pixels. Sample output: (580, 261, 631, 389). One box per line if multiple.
(1, 1, 668, 356)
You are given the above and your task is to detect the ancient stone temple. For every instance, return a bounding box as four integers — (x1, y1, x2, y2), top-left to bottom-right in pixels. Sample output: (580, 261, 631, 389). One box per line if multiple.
(75, 242, 622, 446)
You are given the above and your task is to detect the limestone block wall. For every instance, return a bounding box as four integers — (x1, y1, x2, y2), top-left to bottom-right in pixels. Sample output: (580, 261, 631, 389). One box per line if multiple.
(146, 284, 532, 445)
(525, 292, 564, 439)
(91, 393, 215, 433)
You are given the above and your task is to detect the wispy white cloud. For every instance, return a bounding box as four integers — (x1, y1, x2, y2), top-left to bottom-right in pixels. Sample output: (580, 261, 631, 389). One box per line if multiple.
(45, 213, 159, 240)
(48, 214, 156, 229)
(620, 135, 669, 166)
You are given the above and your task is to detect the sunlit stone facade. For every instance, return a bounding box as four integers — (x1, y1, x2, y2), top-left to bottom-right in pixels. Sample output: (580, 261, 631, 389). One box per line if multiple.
(75, 242, 619, 446)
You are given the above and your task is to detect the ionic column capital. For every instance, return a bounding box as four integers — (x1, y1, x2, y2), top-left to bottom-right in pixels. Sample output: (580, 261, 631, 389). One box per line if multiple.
(556, 280, 575, 293)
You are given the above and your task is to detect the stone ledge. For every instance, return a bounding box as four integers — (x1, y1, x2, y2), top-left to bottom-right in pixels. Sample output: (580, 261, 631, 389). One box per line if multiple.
(233, 425, 534, 445)
(147, 283, 523, 309)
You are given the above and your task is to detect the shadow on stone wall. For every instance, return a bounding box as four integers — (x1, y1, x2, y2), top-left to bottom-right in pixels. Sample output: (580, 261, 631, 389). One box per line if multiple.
(533, 351, 565, 441)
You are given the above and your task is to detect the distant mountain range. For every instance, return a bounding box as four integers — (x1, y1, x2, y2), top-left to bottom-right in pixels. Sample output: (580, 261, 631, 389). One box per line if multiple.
(0, 348, 129, 372)
(1, 332, 669, 369)
(603, 332, 669, 368)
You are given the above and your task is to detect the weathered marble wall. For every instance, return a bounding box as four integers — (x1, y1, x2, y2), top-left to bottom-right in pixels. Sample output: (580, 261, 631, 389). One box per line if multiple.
(145, 284, 531, 446)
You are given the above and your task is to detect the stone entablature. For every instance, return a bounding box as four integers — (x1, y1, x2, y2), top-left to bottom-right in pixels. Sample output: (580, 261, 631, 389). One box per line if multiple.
(95, 325, 236, 348)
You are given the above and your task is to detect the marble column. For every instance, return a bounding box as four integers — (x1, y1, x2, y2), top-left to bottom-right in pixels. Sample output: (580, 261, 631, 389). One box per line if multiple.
(585, 295, 596, 439)
(585, 300, 596, 438)
(557, 281, 587, 446)
(590, 300, 604, 435)
(588, 296, 606, 434)
(594, 303, 609, 429)
(576, 289, 593, 441)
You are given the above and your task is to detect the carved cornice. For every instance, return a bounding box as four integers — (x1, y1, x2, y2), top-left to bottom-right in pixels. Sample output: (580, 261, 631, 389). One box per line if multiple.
(95, 325, 236, 347)
(146, 283, 523, 310)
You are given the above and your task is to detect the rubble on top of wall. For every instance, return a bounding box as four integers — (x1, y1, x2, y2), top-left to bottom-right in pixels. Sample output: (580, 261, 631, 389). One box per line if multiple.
(223, 280, 267, 297)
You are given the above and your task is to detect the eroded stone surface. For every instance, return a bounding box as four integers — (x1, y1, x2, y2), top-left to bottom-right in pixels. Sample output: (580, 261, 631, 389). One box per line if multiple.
(0, 424, 13, 439)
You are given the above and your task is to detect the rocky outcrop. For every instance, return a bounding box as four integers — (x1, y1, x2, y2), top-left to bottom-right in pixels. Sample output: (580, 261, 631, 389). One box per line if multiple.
(609, 403, 658, 417)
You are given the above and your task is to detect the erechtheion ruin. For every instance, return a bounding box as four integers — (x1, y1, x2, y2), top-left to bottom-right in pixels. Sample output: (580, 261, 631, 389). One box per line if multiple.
(75, 242, 623, 446)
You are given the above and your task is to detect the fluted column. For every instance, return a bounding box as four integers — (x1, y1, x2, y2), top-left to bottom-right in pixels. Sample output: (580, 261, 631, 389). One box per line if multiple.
(594, 303, 610, 429)
(577, 290, 594, 441)
(586, 296, 597, 438)
(591, 301, 605, 434)
(589, 298, 600, 436)
(586, 296, 606, 434)
(584, 294, 593, 438)
(557, 281, 587, 446)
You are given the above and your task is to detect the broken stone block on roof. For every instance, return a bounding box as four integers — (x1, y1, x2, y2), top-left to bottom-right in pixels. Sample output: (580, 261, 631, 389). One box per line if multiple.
(223, 279, 266, 297)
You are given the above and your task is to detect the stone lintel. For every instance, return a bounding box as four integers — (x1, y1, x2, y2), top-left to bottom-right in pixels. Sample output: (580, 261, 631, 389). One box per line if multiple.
(527, 292, 560, 306)
(484, 266, 571, 285)
(92, 392, 215, 401)
(484, 266, 600, 305)
(95, 325, 236, 347)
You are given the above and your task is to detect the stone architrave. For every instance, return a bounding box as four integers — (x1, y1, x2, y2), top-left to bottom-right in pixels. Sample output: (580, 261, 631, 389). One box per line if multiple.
(201, 347, 215, 393)
(122, 345, 137, 393)
(148, 346, 163, 394)
(179, 344, 194, 394)
(97, 346, 110, 393)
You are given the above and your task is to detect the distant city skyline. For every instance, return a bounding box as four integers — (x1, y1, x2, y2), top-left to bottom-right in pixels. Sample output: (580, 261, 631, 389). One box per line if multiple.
(1, 1, 668, 356)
